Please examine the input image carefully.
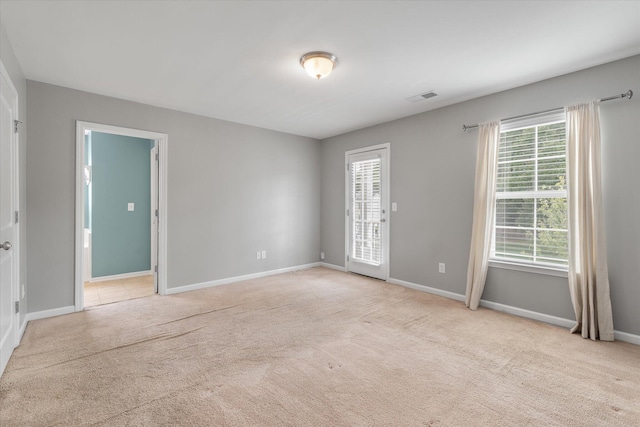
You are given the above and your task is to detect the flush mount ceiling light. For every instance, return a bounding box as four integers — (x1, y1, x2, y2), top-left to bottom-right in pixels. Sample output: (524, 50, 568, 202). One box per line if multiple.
(300, 51, 337, 80)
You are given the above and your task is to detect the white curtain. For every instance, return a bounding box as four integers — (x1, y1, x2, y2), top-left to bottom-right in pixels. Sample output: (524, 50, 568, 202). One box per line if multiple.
(465, 121, 500, 310)
(566, 101, 614, 341)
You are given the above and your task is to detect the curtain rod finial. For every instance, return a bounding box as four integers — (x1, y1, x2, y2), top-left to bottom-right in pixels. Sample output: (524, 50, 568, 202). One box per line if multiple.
(624, 90, 633, 100)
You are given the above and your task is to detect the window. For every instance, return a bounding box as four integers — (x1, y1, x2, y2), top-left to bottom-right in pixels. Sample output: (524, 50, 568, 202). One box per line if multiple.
(492, 110, 568, 269)
(351, 157, 382, 265)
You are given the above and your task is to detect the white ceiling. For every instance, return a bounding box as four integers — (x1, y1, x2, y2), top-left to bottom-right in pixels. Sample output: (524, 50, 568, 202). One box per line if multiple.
(1, 1, 639, 139)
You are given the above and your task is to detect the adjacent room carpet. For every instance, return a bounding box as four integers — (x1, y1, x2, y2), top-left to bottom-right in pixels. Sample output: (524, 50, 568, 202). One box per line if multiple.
(1, 267, 638, 426)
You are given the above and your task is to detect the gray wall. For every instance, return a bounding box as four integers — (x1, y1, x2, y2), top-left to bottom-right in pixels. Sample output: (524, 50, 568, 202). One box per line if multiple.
(1, 21, 27, 327)
(320, 55, 640, 336)
(26, 81, 320, 311)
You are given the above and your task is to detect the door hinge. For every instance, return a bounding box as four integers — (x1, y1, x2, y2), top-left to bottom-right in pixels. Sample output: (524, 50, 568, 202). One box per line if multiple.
(15, 211, 19, 224)
(14, 119, 22, 133)
(155, 209, 159, 217)
(346, 255, 349, 262)
(15, 301, 20, 314)
(154, 265, 158, 273)
(346, 209, 349, 216)
(155, 153, 159, 161)
(346, 163, 349, 171)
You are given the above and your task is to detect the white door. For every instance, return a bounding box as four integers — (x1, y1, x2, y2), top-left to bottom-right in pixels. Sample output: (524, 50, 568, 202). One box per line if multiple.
(346, 145, 390, 280)
(0, 65, 19, 375)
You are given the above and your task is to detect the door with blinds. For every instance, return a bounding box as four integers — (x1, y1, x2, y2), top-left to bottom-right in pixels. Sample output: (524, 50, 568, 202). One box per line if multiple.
(346, 145, 389, 280)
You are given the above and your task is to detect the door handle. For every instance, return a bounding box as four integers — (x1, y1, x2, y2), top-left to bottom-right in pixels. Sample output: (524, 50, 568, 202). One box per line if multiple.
(1, 241, 12, 250)
(380, 218, 386, 223)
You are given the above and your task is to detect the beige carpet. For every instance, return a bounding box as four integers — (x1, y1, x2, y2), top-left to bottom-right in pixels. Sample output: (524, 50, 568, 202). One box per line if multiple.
(1, 267, 638, 426)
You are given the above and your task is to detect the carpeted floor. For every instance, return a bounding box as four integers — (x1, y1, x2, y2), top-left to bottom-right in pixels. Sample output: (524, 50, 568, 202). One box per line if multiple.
(1, 267, 638, 426)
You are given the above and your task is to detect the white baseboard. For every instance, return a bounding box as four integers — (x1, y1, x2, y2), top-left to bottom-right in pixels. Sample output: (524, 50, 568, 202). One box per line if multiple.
(318, 262, 347, 272)
(387, 276, 639, 346)
(18, 317, 28, 342)
(17, 271, 639, 347)
(24, 305, 76, 322)
(388, 277, 465, 302)
(478, 299, 575, 329)
(90, 270, 152, 283)
(614, 330, 640, 346)
(165, 263, 321, 295)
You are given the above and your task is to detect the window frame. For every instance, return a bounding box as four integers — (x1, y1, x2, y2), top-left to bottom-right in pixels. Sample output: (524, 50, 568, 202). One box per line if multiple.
(489, 109, 569, 277)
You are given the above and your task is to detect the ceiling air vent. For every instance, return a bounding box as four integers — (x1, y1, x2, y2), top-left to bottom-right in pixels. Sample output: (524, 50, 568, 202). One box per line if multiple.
(406, 91, 438, 103)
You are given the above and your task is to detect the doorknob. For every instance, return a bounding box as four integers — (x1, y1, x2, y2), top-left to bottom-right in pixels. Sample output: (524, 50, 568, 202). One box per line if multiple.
(1, 241, 12, 250)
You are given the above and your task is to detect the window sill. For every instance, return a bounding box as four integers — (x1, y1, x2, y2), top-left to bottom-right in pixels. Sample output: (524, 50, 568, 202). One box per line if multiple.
(489, 260, 568, 278)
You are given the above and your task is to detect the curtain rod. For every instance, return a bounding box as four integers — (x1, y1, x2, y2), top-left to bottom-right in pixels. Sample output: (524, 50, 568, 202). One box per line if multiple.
(462, 89, 633, 132)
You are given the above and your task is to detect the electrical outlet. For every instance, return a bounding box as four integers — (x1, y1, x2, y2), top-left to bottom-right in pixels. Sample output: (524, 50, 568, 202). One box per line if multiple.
(392, 202, 397, 211)
(320, 252, 325, 260)
(261, 250, 267, 259)
(257, 251, 261, 260)
(439, 263, 445, 274)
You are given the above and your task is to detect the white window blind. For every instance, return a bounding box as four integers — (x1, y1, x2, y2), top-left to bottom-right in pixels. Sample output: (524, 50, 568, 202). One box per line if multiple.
(492, 110, 568, 268)
(351, 158, 382, 265)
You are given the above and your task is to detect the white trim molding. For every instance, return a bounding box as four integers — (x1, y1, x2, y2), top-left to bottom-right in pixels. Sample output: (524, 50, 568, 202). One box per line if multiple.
(388, 276, 639, 346)
(318, 262, 347, 272)
(489, 260, 568, 278)
(478, 299, 575, 329)
(24, 306, 76, 322)
(90, 270, 153, 283)
(18, 318, 28, 344)
(165, 263, 321, 295)
(614, 331, 640, 346)
(388, 277, 465, 302)
(75, 121, 169, 311)
(15, 269, 638, 348)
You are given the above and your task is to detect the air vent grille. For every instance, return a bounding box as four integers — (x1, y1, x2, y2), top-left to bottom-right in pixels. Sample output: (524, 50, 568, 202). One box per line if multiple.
(406, 91, 438, 103)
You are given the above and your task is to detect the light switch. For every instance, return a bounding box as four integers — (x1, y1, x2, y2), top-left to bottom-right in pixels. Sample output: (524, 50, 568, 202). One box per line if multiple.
(392, 202, 397, 212)
(128, 203, 135, 211)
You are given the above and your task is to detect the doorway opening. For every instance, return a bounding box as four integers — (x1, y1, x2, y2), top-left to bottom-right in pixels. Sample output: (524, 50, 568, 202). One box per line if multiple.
(75, 122, 168, 311)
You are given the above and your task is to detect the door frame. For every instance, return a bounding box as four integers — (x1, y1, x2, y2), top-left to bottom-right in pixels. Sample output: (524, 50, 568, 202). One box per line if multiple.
(344, 143, 390, 280)
(74, 121, 168, 310)
(150, 143, 158, 293)
(0, 60, 20, 375)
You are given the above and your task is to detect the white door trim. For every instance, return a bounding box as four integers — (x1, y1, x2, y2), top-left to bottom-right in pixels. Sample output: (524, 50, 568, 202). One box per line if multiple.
(344, 143, 390, 280)
(0, 60, 20, 376)
(150, 143, 158, 293)
(75, 121, 169, 311)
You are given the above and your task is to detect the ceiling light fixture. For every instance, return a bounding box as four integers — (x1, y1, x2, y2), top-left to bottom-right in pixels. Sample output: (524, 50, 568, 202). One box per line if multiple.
(300, 51, 337, 80)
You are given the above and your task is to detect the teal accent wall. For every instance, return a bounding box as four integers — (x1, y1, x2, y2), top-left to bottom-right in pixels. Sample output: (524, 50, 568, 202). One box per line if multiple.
(91, 132, 154, 277)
